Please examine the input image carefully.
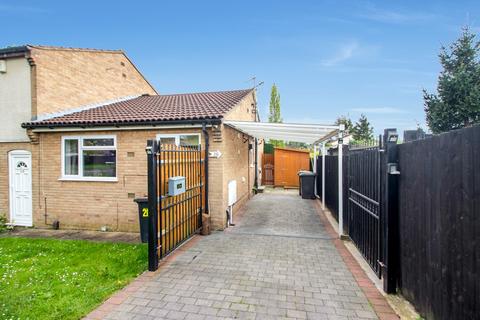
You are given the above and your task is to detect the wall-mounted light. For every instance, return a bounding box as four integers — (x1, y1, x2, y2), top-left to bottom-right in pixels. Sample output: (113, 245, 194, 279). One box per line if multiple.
(387, 130, 398, 143)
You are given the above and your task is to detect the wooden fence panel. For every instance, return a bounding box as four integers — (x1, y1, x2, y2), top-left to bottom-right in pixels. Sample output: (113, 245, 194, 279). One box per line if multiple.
(262, 153, 274, 185)
(274, 148, 310, 187)
(397, 125, 480, 320)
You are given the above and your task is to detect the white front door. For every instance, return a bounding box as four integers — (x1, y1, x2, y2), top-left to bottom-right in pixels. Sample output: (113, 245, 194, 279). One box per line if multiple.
(9, 150, 32, 226)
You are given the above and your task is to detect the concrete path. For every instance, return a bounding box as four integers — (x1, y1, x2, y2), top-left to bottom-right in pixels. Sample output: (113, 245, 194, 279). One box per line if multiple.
(97, 192, 383, 320)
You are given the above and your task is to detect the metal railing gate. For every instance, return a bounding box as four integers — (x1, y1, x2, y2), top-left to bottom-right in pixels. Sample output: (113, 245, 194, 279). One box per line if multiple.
(317, 131, 400, 292)
(146, 140, 205, 271)
(347, 144, 384, 277)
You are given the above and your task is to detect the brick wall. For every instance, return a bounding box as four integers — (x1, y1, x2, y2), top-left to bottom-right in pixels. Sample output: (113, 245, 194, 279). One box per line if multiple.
(33, 128, 204, 231)
(30, 47, 157, 116)
(9, 92, 261, 232)
(208, 91, 259, 229)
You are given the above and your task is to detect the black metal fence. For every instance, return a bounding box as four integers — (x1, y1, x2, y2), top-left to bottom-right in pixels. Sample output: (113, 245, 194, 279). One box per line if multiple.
(318, 125, 480, 319)
(397, 125, 480, 320)
(316, 152, 349, 224)
(146, 140, 205, 271)
(316, 145, 383, 276)
(347, 146, 383, 277)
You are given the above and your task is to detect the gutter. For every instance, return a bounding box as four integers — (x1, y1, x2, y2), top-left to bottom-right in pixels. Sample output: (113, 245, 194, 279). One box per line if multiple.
(0, 45, 29, 59)
(22, 118, 222, 130)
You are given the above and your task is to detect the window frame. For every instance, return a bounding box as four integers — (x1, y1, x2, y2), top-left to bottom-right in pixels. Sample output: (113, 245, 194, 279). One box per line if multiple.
(156, 133, 201, 146)
(60, 135, 117, 182)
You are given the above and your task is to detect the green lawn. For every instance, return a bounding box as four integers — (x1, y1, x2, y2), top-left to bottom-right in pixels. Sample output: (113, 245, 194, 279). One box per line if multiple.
(0, 237, 147, 320)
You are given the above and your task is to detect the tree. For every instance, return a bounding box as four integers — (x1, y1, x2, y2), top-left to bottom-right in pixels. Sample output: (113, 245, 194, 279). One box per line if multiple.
(335, 115, 353, 134)
(268, 84, 284, 146)
(285, 141, 308, 149)
(424, 27, 480, 134)
(352, 114, 374, 141)
(268, 84, 282, 123)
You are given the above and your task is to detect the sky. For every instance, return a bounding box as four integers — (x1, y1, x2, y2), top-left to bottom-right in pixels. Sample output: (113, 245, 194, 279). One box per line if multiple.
(1, 0, 479, 135)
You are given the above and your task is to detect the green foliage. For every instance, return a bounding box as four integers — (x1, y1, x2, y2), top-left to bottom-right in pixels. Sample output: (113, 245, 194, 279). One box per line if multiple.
(352, 114, 374, 141)
(0, 214, 6, 233)
(270, 139, 285, 148)
(0, 237, 147, 319)
(424, 27, 480, 133)
(285, 141, 308, 149)
(268, 84, 282, 123)
(268, 84, 284, 146)
(335, 115, 353, 134)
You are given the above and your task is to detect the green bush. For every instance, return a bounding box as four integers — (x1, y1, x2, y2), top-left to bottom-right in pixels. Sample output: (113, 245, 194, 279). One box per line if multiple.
(0, 214, 7, 232)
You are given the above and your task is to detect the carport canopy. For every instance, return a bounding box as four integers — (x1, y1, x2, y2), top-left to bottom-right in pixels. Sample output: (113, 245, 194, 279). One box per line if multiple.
(224, 120, 346, 237)
(224, 121, 343, 144)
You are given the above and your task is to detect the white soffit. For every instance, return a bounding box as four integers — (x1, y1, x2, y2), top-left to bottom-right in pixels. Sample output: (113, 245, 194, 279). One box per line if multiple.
(224, 121, 341, 144)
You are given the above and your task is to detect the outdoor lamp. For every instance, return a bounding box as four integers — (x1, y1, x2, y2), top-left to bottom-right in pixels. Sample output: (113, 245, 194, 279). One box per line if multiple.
(387, 130, 398, 143)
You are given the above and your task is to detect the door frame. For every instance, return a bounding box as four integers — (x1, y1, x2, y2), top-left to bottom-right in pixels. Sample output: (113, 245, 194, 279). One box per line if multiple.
(8, 149, 33, 227)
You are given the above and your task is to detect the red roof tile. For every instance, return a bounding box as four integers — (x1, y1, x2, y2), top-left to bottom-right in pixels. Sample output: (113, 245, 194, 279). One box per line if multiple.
(23, 89, 253, 128)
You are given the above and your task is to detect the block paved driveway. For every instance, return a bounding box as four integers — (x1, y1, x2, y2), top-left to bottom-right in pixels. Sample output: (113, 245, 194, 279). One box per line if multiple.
(102, 191, 378, 320)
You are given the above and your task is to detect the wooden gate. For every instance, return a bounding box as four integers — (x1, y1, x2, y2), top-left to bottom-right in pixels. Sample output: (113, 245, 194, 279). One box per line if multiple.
(146, 140, 205, 271)
(262, 153, 274, 185)
(274, 147, 310, 187)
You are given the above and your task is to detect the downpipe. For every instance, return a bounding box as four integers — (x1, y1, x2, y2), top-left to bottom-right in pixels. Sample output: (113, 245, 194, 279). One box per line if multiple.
(202, 123, 210, 215)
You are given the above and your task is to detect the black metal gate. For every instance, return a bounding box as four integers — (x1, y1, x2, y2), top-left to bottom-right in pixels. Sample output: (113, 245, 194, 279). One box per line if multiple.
(347, 145, 383, 277)
(146, 140, 205, 271)
(317, 131, 400, 292)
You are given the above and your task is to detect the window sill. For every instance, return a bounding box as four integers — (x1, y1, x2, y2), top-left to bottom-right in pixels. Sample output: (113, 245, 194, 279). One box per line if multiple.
(58, 177, 118, 182)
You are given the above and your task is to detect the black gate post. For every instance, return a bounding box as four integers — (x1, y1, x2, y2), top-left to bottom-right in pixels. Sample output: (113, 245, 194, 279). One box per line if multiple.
(146, 139, 159, 271)
(382, 129, 400, 293)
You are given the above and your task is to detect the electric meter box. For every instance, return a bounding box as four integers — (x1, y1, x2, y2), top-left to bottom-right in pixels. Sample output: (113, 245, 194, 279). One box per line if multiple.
(168, 176, 186, 196)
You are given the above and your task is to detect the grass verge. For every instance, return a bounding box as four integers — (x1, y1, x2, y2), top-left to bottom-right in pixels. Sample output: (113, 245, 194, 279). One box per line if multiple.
(0, 237, 147, 320)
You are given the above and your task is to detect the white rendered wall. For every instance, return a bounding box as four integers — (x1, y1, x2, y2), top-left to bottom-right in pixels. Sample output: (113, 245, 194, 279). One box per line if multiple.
(0, 57, 31, 142)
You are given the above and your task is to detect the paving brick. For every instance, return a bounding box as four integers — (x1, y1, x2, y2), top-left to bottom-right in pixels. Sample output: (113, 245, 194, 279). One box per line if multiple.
(166, 310, 187, 320)
(287, 308, 307, 319)
(94, 193, 401, 320)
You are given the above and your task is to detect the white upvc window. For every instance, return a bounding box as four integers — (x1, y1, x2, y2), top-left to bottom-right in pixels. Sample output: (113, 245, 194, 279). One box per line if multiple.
(156, 133, 201, 146)
(61, 135, 117, 181)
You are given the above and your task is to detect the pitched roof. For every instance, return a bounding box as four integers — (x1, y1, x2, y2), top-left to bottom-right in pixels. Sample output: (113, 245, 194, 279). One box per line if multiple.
(23, 89, 254, 128)
(0, 44, 122, 56)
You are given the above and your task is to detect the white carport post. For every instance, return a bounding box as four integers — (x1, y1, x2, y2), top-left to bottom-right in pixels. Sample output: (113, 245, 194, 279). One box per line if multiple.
(222, 120, 344, 233)
(321, 142, 326, 210)
(338, 124, 345, 236)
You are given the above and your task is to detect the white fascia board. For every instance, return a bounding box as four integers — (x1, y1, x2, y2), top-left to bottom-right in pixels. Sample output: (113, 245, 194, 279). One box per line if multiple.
(225, 120, 340, 130)
(245, 132, 326, 141)
(237, 127, 334, 136)
(31, 124, 207, 133)
(242, 129, 333, 137)
(250, 133, 318, 143)
(224, 121, 339, 144)
(236, 130, 330, 139)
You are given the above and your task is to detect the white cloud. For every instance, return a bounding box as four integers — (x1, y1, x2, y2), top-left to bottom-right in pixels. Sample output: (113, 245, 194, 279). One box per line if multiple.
(358, 6, 438, 24)
(320, 41, 359, 67)
(350, 107, 408, 114)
